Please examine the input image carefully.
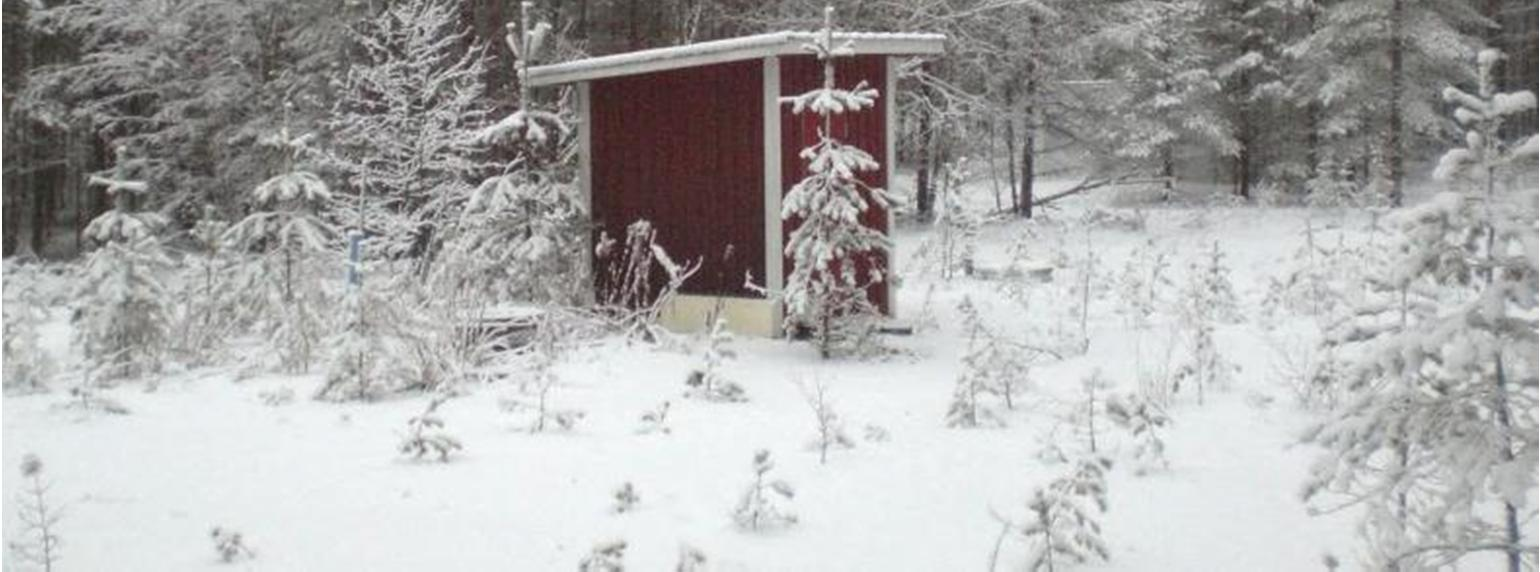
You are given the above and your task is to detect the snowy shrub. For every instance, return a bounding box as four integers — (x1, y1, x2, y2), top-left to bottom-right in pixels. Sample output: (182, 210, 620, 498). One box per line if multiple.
(1006, 457, 1112, 572)
(595, 220, 702, 339)
(733, 450, 797, 531)
(800, 378, 853, 464)
(1081, 207, 1146, 232)
(1263, 332, 1347, 410)
(684, 317, 747, 402)
(779, 8, 891, 359)
(63, 382, 130, 416)
(578, 540, 626, 572)
(223, 127, 337, 374)
(613, 482, 640, 514)
(210, 527, 254, 563)
(1259, 219, 1369, 326)
(9, 455, 61, 572)
(1117, 239, 1174, 396)
(1302, 50, 1539, 572)
(173, 208, 244, 367)
(910, 157, 981, 280)
(1073, 370, 1111, 456)
(636, 401, 672, 435)
(258, 387, 296, 407)
(1171, 319, 1238, 406)
(675, 545, 708, 571)
(501, 317, 584, 432)
(398, 395, 462, 463)
(946, 297, 1034, 428)
(1105, 393, 1170, 475)
(1181, 241, 1240, 325)
(3, 261, 54, 393)
(318, 271, 434, 402)
(73, 152, 174, 382)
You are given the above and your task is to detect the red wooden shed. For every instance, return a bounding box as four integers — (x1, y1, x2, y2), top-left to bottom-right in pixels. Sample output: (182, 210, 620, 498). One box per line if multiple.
(527, 31, 945, 337)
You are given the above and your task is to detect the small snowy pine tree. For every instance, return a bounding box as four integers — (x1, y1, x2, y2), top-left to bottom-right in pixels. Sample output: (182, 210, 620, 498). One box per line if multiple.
(1014, 457, 1112, 572)
(398, 394, 462, 462)
(1105, 393, 1170, 475)
(779, 6, 891, 358)
(733, 450, 797, 531)
(224, 125, 336, 373)
(685, 317, 747, 402)
(801, 378, 853, 464)
(3, 261, 53, 393)
(578, 540, 626, 572)
(8, 455, 61, 572)
(73, 147, 173, 382)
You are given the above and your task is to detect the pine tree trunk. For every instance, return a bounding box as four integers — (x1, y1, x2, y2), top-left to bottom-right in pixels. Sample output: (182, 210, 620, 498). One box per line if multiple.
(1386, 0, 1406, 207)
(915, 105, 934, 220)
(1004, 108, 1019, 212)
(1161, 145, 1175, 201)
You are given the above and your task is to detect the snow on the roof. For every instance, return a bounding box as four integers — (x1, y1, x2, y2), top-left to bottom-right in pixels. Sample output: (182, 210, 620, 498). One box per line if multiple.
(525, 31, 945, 87)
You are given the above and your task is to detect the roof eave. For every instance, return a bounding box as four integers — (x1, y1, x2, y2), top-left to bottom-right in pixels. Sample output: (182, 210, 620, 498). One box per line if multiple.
(525, 32, 944, 87)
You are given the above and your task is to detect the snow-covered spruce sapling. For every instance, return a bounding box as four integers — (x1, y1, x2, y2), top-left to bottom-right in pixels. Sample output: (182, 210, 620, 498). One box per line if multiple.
(210, 527, 254, 563)
(733, 450, 797, 531)
(1006, 457, 1112, 572)
(675, 544, 708, 571)
(1116, 240, 1173, 398)
(779, 6, 891, 358)
(1303, 50, 1539, 572)
(800, 378, 854, 464)
(613, 482, 640, 514)
(318, 269, 429, 402)
(3, 261, 53, 393)
(685, 317, 747, 402)
(1182, 241, 1240, 325)
(9, 455, 61, 572)
(72, 146, 174, 382)
(636, 401, 672, 435)
(1105, 393, 1170, 475)
(174, 207, 243, 367)
(502, 317, 584, 432)
(223, 124, 336, 374)
(399, 395, 462, 462)
(448, 6, 583, 306)
(946, 297, 1029, 428)
(1170, 319, 1238, 406)
(1075, 370, 1111, 456)
(578, 539, 626, 572)
(935, 157, 981, 280)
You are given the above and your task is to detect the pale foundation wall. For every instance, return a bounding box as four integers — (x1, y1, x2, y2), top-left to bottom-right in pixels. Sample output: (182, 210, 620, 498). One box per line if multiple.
(659, 294, 781, 338)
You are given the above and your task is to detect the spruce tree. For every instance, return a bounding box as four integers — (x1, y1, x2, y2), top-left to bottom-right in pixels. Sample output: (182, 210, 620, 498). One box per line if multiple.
(780, 6, 891, 358)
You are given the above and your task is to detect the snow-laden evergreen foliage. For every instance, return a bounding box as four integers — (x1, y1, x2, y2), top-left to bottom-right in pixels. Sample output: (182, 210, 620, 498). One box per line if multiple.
(73, 150, 173, 382)
(800, 378, 853, 464)
(9, 454, 61, 572)
(733, 450, 797, 531)
(1014, 457, 1112, 571)
(946, 297, 1031, 428)
(934, 158, 981, 280)
(173, 208, 242, 367)
(1181, 241, 1241, 325)
(612, 482, 640, 514)
(319, 269, 433, 401)
(327, 0, 490, 265)
(577, 540, 626, 572)
(4, 261, 54, 393)
(398, 394, 462, 463)
(1106, 393, 1170, 475)
(779, 7, 891, 358)
(210, 527, 254, 563)
(1303, 50, 1538, 571)
(685, 317, 747, 402)
(1260, 219, 1372, 324)
(1287, 0, 1485, 204)
(224, 124, 336, 373)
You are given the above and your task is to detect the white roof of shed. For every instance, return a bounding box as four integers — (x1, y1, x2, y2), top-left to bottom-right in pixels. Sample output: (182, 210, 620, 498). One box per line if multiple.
(525, 31, 945, 87)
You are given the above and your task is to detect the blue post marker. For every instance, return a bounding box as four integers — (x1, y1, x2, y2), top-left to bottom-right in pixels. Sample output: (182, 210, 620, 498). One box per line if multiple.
(347, 230, 363, 288)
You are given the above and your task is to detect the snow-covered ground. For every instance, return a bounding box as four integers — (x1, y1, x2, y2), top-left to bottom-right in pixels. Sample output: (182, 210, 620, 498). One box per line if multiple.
(3, 183, 1376, 571)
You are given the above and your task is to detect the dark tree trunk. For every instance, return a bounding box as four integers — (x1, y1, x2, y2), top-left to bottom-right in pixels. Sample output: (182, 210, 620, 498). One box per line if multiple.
(1003, 87, 1018, 213)
(1020, 107, 1034, 219)
(914, 76, 934, 220)
(1386, 0, 1405, 207)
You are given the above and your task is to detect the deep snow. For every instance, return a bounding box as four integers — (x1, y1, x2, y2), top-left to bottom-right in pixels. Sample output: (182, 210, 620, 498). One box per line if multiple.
(2, 185, 1373, 571)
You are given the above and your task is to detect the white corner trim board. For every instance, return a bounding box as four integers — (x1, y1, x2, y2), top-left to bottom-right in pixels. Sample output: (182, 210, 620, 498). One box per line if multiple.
(527, 31, 945, 87)
(762, 56, 784, 336)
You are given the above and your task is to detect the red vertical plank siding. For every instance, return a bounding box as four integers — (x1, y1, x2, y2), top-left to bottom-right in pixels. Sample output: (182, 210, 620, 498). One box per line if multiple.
(779, 54, 891, 314)
(589, 59, 766, 303)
